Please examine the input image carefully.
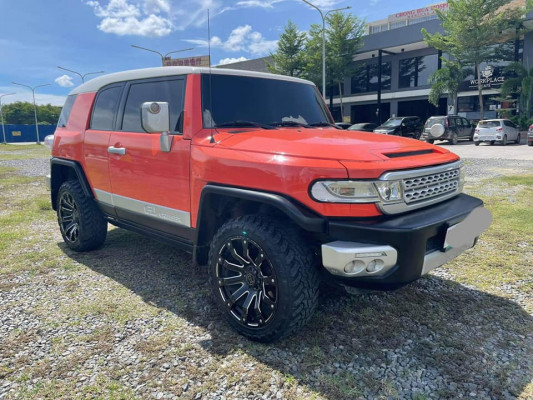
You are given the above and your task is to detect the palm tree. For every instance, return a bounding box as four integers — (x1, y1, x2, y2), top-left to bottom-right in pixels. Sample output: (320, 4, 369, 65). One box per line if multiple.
(501, 61, 533, 120)
(428, 59, 468, 114)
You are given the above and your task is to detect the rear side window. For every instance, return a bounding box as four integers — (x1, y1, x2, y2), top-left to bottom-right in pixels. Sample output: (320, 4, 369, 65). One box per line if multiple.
(121, 78, 186, 133)
(91, 85, 123, 130)
(57, 95, 77, 127)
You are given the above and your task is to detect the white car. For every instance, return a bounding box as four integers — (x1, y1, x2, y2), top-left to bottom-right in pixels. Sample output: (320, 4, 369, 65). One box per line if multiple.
(473, 119, 520, 146)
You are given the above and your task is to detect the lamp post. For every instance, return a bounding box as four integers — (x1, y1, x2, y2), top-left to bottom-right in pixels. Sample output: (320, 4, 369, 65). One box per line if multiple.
(11, 82, 51, 144)
(130, 45, 194, 66)
(57, 66, 104, 83)
(0, 93, 15, 145)
(302, 0, 351, 98)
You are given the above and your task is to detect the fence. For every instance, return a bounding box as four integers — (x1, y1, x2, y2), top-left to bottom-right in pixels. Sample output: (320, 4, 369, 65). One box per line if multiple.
(1, 124, 57, 143)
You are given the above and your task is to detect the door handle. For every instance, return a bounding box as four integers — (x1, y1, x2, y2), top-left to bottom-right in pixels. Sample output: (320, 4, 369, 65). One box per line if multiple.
(108, 146, 126, 155)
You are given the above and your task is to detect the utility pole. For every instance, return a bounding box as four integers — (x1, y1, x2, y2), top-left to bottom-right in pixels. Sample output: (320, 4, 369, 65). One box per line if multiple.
(0, 93, 15, 144)
(11, 82, 51, 144)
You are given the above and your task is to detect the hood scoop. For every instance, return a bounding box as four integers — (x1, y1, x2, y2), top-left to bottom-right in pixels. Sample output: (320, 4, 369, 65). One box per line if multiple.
(383, 149, 435, 159)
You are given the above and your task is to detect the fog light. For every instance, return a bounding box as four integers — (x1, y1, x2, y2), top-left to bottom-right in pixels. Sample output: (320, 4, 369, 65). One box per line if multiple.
(366, 259, 384, 273)
(344, 260, 365, 274)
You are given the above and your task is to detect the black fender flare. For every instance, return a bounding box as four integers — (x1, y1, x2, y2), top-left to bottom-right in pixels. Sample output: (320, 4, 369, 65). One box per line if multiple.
(50, 157, 93, 209)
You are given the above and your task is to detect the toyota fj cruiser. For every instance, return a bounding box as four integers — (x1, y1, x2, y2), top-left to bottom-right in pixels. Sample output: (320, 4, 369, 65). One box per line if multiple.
(48, 67, 491, 342)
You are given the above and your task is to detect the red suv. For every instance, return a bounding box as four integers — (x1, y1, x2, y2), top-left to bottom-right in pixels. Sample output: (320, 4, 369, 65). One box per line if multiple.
(48, 67, 491, 341)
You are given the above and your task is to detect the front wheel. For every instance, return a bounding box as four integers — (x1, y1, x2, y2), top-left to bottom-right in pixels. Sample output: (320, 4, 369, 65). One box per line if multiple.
(57, 180, 107, 252)
(474, 141, 480, 146)
(208, 215, 319, 342)
(490, 141, 495, 146)
(427, 139, 435, 144)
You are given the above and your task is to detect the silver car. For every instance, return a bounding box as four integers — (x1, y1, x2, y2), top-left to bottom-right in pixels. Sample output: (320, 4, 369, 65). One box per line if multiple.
(473, 119, 520, 146)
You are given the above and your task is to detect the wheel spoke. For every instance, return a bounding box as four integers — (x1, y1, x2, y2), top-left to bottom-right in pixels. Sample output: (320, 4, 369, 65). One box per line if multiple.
(227, 241, 249, 265)
(260, 291, 275, 310)
(262, 275, 276, 286)
(254, 293, 266, 324)
(219, 274, 245, 287)
(229, 284, 248, 306)
(240, 290, 256, 323)
(61, 214, 74, 223)
(252, 252, 265, 268)
(220, 258, 244, 273)
(66, 223, 78, 242)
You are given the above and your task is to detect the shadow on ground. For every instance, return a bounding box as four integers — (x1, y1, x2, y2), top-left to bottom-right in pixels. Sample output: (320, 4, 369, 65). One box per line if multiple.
(64, 228, 533, 399)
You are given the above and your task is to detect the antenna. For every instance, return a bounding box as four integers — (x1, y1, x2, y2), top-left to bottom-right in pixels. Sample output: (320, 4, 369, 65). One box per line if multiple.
(208, 9, 216, 144)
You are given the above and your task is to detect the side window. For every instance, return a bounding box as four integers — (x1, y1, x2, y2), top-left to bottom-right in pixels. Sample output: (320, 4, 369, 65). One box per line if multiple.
(91, 86, 123, 130)
(121, 78, 186, 133)
(57, 95, 77, 128)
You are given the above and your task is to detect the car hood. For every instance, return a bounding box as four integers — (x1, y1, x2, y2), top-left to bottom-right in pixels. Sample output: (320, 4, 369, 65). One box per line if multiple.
(212, 127, 453, 164)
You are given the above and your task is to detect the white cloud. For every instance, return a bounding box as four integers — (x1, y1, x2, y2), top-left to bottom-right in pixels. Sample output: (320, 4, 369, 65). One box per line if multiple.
(184, 25, 277, 56)
(55, 75, 75, 88)
(86, 0, 173, 37)
(0, 87, 66, 106)
(217, 56, 248, 66)
(235, 0, 284, 8)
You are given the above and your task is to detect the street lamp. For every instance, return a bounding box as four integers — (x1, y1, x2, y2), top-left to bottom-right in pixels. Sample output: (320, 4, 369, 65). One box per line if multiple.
(11, 82, 51, 144)
(130, 45, 194, 66)
(302, 0, 351, 97)
(0, 93, 15, 145)
(57, 66, 104, 83)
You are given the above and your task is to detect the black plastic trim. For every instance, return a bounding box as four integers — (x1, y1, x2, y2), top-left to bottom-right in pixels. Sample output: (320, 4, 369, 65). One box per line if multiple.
(325, 194, 484, 290)
(50, 158, 94, 210)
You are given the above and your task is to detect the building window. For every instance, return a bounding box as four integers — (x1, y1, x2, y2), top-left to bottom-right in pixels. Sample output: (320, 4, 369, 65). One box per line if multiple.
(351, 61, 391, 94)
(399, 54, 438, 89)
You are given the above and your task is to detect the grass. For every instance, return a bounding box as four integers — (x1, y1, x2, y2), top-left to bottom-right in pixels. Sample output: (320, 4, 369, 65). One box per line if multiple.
(0, 146, 532, 400)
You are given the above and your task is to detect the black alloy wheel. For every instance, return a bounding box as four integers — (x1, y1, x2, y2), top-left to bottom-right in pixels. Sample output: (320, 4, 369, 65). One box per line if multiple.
(208, 215, 319, 342)
(57, 180, 107, 252)
(215, 237, 277, 328)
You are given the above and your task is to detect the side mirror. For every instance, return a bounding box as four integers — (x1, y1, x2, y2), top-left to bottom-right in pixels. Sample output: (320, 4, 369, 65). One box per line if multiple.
(141, 102, 172, 152)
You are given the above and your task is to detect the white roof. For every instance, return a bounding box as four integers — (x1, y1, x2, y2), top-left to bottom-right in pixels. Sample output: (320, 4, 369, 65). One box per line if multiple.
(70, 66, 315, 95)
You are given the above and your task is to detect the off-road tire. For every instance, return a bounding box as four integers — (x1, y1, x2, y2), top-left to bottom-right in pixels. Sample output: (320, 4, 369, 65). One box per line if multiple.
(57, 180, 107, 252)
(208, 215, 319, 342)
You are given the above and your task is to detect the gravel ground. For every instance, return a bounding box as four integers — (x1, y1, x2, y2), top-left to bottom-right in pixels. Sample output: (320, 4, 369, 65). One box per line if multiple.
(1, 148, 532, 400)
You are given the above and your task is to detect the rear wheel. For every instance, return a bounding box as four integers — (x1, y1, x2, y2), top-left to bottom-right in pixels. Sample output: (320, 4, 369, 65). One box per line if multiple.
(208, 215, 319, 342)
(449, 133, 458, 145)
(528, 141, 533, 146)
(474, 141, 480, 146)
(515, 133, 521, 144)
(501, 135, 507, 146)
(490, 141, 495, 146)
(57, 180, 107, 252)
(427, 139, 434, 144)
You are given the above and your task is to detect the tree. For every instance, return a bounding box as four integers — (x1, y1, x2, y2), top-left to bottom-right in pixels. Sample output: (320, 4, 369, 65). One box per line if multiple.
(500, 61, 533, 121)
(423, 0, 526, 120)
(267, 20, 307, 77)
(428, 59, 469, 112)
(2, 101, 62, 125)
(305, 12, 365, 118)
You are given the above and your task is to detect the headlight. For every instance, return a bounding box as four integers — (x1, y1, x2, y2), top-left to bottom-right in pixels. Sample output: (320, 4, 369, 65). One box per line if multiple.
(310, 180, 402, 203)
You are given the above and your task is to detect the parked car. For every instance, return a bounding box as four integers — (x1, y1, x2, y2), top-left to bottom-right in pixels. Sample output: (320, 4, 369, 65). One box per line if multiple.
(47, 67, 491, 342)
(348, 122, 378, 132)
(473, 119, 520, 146)
(420, 115, 474, 145)
(373, 116, 423, 138)
(335, 122, 352, 129)
(528, 124, 533, 146)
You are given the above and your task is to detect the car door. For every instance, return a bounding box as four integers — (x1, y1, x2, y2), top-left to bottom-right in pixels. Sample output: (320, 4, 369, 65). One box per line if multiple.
(83, 83, 125, 216)
(107, 76, 192, 240)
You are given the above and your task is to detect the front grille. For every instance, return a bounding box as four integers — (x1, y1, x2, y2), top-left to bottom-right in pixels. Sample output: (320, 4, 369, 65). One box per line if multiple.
(403, 169, 460, 204)
(378, 161, 463, 215)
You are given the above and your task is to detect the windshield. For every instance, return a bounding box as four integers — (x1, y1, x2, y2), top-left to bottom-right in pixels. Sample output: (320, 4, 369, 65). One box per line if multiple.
(381, 118, 402, 128)
(478, 120, 501, 128)
(201, 74, 331, 128)
(425, 117, 446, 128)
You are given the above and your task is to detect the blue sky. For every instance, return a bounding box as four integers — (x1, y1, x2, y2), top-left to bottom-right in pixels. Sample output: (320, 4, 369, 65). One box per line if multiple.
(1, 0, 436, 106)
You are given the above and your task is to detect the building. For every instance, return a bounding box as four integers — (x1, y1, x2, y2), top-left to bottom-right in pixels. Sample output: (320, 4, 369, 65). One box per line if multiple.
(220, 1, 533, 124)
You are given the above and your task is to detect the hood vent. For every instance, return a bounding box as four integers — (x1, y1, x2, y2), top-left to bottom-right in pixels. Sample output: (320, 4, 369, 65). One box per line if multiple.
(383, 149, 434, 159)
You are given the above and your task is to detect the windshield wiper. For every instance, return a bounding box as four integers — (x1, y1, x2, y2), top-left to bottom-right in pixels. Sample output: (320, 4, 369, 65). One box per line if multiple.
(269, 121, 310, 128)
(214, 120, 276, 130)
(308, 122, 340, 128)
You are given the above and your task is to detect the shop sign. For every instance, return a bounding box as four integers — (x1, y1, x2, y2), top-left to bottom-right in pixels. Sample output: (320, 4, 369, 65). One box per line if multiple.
(388, 2, 448, 22)
(460, 65, 506, 91)
(163, 55, 210, 67)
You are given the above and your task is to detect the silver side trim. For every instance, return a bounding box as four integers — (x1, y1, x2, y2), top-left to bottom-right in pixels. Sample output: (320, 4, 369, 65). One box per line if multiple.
(93, 188, 191, 228)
